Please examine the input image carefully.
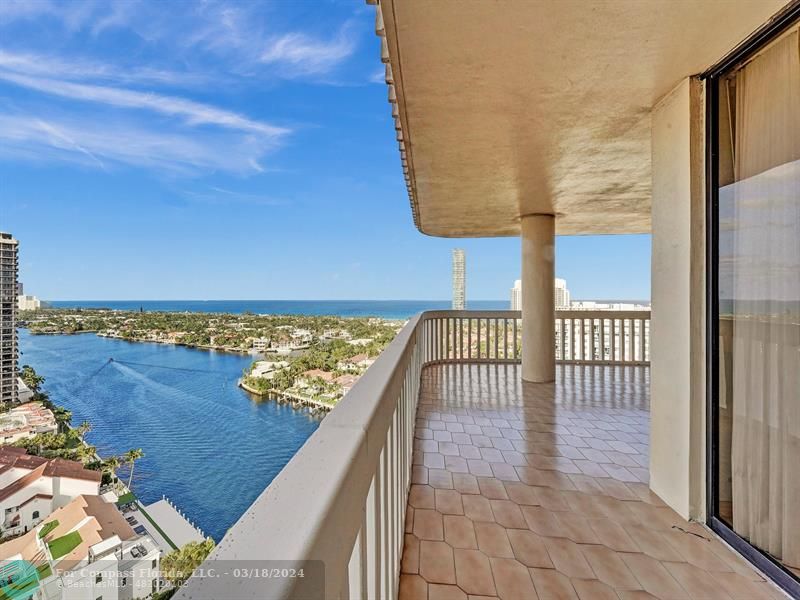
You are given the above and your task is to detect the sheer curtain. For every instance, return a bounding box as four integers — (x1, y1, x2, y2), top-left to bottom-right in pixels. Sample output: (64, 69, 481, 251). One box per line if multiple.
(726, 29, 800, 568)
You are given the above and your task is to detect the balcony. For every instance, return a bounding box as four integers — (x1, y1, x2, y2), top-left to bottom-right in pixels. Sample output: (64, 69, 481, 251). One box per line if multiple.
(177, 310, 778, 599)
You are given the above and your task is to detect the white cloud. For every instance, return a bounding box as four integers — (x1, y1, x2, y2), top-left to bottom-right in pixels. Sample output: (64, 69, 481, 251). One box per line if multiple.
(0, 50, 208, 87)
(0, 70, 289, 137)
(0, 0, 97, 31)
(369, 67, 385, 84)
(0, 113, 272, 175)
(181, 186, 286, 207)
(33, 118, 107, 170)
(260, 22, 357, 77)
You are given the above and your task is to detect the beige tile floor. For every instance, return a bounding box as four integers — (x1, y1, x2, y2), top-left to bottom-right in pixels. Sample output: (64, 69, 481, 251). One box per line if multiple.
(399, 364, 784, 600)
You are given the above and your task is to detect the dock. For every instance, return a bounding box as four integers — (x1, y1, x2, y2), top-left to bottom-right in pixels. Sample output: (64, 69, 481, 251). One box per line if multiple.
(143, 497, 206, 550)
(238, 379, 334, 412)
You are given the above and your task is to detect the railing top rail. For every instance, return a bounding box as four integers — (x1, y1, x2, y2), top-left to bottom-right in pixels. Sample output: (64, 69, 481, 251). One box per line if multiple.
(556, 309, 651, 319)
(417, 309, 650, 319)
(420, 309, 520, 319)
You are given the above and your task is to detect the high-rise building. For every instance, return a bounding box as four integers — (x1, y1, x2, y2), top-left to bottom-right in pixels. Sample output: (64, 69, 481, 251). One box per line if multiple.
(511, 277, 570, 310)
(510, 280, 521, 310)
(451, 249, 465, 310)
(0, 233, 19, 404)
(555, 278, 571, 309)
(18, 295, 41, 311)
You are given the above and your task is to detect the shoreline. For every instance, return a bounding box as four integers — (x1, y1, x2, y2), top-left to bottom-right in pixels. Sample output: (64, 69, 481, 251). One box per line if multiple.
(238, 379, 333, 412)
(24, 327, 254, 356)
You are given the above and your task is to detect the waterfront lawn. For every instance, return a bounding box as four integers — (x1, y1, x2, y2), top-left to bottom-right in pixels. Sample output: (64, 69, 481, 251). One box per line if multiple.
(116, 492, 137, 506)
(38, 520, 59, 538)
(48, 531, 82, 559)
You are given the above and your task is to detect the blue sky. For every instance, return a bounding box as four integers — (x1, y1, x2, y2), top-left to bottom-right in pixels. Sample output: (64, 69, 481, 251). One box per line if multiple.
(0, 0, 651, 302)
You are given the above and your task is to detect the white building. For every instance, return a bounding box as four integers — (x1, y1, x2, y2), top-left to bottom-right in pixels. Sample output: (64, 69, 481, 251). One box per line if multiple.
(250, 360, 289, 379)
(0, 447, 101, 538)
(251, 337, 270, 352)
(554, 278, 571, 309)
(510, 279, 521, 310)
(337, 354, 374, 372)
(571, 299, 650, 310)
(451, 248, 465, 310)
(17, 295, 41, 311)
(16, 377, 34, 403)
(0, 402, 58, 444)
(0, 494, 161, 600)
(511, 278, 570, 310)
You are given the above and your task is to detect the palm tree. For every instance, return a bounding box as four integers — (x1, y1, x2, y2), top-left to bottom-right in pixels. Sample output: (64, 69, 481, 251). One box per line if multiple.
(75, 444, 97, 464)
(54, 408, 72, 429)
(76, 420, 92, 442)
(103, 455, 121, 475)
(19, 365, 45, 394)
(124, 448, 144, 490)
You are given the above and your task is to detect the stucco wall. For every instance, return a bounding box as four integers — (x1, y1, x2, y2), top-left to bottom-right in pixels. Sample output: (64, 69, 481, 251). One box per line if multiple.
(55, 477, 100, 508)
(649, 77, 706, 520)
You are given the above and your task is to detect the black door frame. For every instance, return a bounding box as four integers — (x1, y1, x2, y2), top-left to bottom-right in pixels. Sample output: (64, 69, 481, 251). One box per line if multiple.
(704, 3, 800, 597)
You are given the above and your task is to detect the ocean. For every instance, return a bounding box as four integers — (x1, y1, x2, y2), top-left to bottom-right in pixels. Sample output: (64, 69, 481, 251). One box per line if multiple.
(49, 299, 508, 319)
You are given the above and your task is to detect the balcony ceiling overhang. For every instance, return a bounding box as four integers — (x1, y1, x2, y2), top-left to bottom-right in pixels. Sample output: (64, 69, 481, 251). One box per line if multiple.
(371, 0, 788, 237)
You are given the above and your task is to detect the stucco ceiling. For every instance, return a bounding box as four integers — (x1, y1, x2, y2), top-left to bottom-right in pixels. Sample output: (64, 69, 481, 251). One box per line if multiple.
(373, 0, 790, 237)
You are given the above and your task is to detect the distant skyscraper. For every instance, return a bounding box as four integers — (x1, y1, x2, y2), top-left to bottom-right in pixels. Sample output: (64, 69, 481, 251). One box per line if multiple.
(555, 278, 571, 309)
(511, 277, 571, 311)
(452, 249, 465, 310)
(17, 295, 41, 311)
(16, 282, 22, 296)
(0, 233, 19, 404)
(510, 280, 521, 310)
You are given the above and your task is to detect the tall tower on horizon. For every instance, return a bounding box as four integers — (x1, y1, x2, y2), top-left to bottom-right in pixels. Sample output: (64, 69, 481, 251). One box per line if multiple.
(451, 249, 465, 310)
(510, 280, 521, 310)
(555, 278, 571, 309)
(0, 232, 19, 404)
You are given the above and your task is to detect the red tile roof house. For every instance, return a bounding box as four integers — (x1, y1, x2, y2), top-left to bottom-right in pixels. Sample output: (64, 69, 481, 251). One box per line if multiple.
(296, 370, 335, 391)
(0, 447, 101, 539)
(333, 374, 359, 395)
(336, 353, 374, 372)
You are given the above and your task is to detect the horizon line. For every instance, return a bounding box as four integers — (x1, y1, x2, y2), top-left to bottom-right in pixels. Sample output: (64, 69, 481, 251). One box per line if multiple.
(44, 297, 652, 303)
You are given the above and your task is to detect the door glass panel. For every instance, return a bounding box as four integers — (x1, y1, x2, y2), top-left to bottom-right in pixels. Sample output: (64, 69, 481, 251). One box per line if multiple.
(716, 26, 800, 577)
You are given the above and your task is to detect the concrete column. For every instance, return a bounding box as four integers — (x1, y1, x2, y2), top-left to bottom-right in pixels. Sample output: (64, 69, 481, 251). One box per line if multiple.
(650, 77, 705, 520)
(521, 214, 555, 383)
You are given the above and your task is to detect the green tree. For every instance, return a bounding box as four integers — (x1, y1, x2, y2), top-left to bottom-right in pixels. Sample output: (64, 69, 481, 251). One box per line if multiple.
(102, 455, 121, 476)
(123, 448, 144, 490)
(19, 365, 45, 394)
(53, 407, 72, 430)
(75, 444, 97, 464)
(160, 539, 216, 587)
(76, 420, 92, 442)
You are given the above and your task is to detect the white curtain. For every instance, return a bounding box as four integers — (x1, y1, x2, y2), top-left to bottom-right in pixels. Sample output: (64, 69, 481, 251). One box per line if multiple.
(725, 29, 800, 569)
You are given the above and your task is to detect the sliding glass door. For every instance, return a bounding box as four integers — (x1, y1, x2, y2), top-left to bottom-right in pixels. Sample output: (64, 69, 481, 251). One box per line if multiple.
(708, 10, 800, 595)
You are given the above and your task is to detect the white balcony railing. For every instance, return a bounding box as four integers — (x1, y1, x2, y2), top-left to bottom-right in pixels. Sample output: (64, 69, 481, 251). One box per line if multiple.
(556, 310, 651, 365)
(176, 309, 650, 599)
(420, 310, 650, 366)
